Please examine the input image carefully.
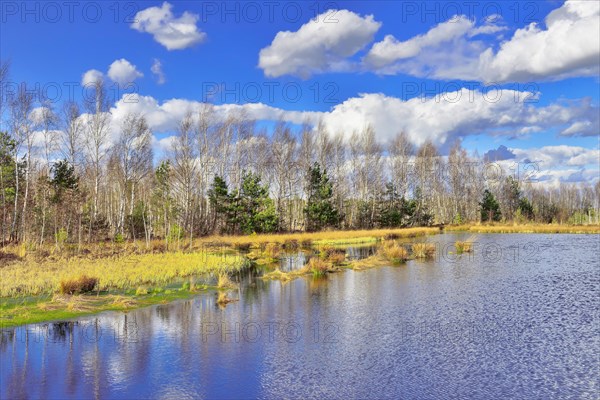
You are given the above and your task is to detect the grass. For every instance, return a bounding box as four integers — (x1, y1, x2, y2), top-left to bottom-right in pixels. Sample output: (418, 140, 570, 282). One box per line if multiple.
(307, 257, 331, 277)
(411, 243, 436, 259)
(0, 286, 217, 328)
(446, 223, 600, 234)
(0, 227, 440, 326)
(319, 246, 347, 265)
(217, 273, 237, 289)
(207, 227, 439, 248)
(455, 235, 476, 254)
(216, 291, 237, 306)
(0, 250, 246, 298)
(59, 275, 98, 295)
(380, 241, 409, 263)
(346, 255, 389, 271)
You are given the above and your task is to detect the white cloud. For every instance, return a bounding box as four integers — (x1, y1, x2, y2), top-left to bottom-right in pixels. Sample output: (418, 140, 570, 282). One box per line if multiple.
(81, 69, 104, 86)
(363, 1, 600, 82)
(493, 145, 600, 186)
(109, 94, 322, 134)
(317, 90, 599, 147)
(479, 0, 600, 82)
(364, 16, 501, 70)
(106, 89, 598, 155)
(151, 59, 166, 84)
(510, 146, 600, 168)
(107, 59, 143, 85)
(131, 2, 205, 50)
(259, 9, 381, 78)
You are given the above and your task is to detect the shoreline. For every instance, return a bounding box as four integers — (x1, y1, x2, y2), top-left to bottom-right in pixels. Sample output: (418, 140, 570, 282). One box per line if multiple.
(1, 225, 598, 328)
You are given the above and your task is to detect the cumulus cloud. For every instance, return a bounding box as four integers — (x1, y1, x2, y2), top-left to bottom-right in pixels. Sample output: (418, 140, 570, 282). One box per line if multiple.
(364, 15, 504, 75)
(259, 9, 381, 78)
(363, 1, 600, 82)
(491, 145, 600, 186)
(108, 94, 322, 134)
(317, 90, 599, 147)
(510, 146, 600, 168)
(151, 59, 166, 84)
(131, 2, 205, 50)
(483, 145, 516, 162)
(107, 59, 143, 85)
(107, 89, 598, 155)
(81, 69, 104, 86)
(70, 89, 598, 186)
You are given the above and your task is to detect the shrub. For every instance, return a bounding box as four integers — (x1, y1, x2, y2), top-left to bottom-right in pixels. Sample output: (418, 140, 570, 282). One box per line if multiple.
(55, 228, 68, 247)
(114, 233, 125, 244)
(411, 243, 436, 259)
(59, 275, 98, 295)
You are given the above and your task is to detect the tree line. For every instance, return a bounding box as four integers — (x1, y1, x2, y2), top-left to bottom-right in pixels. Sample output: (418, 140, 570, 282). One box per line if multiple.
(1, 68, 599, 246)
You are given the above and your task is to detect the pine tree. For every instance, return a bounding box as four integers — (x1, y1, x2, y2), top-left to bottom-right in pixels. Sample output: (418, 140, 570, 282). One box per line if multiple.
(208, 175, 232, 233)
(480, 189, 502, 222)
(377, 182, 413, 227)
(237, 171, 278, 234)
(304, 163, 340, 231)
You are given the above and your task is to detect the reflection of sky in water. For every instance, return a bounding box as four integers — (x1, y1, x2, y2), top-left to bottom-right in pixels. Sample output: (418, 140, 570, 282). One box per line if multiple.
(1, 233, 599, 399)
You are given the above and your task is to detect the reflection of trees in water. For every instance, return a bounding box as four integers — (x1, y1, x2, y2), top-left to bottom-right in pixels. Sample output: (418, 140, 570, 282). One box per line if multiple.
(345, 245, 377, 261)
(0, 329, 15, 351)
(49, 321, 77, 342)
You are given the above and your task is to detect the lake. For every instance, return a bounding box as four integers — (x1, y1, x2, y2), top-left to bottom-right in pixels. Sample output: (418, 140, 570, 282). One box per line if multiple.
(1, 233, 599, 399)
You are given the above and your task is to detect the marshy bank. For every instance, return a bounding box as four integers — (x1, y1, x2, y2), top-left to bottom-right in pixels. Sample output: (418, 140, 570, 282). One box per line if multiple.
(1, 225, 598, 327)
(0, 227, 439, 327)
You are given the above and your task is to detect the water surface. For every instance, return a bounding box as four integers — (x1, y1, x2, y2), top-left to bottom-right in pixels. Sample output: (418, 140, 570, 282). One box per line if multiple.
(1, 233, 599, 399)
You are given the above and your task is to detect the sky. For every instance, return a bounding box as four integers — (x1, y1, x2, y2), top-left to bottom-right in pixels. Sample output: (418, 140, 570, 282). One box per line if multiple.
(1, 0, 599, 187)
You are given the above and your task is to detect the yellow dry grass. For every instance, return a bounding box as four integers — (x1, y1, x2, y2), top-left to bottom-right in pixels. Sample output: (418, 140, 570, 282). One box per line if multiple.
(448, 224, 600, 234)
(203, 227, 439, 247)
(0, 251, 246, 297)
(380, 241, 409, 263)
(411, 243, 436, 259)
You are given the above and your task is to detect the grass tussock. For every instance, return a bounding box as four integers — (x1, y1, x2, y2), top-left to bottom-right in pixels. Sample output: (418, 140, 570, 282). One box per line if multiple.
(216, 291, 237, 306)
(455, 235, 477, 254)
(59, 275, 98, 295)
(380, 241, 409, 263)
(411, 243, 436, 259)
(320, 246, 346, 265)
(348, 255, 390, 271)
(217, 273, 236, 289)
(307, 257, 331, 277)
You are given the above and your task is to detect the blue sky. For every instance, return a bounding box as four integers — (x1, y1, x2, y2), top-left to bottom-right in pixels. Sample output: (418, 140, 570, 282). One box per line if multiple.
(1, 0, 599, 185)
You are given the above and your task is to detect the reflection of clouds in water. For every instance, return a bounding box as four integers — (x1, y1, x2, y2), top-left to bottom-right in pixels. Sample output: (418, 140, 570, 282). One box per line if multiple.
(2, 234, 599, 399)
